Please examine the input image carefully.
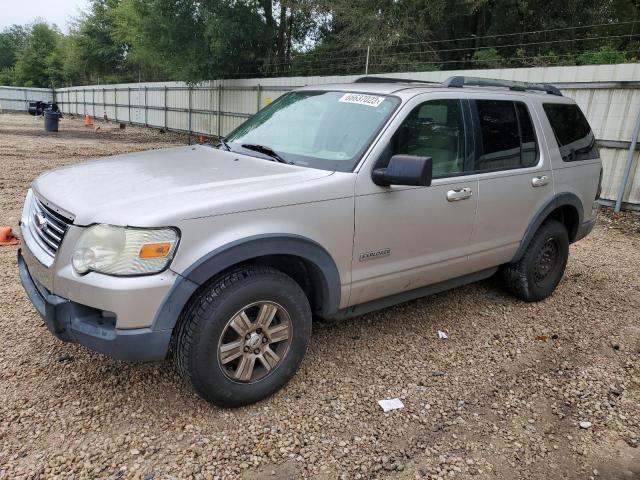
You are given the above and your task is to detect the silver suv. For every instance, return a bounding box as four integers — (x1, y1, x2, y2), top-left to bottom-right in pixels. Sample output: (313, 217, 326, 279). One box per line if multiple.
(18, 76, 602, 407)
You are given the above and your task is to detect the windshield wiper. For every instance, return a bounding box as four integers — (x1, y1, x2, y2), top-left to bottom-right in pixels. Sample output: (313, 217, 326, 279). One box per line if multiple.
(241, 143, 289, 164)
(217, 137, 231, 151)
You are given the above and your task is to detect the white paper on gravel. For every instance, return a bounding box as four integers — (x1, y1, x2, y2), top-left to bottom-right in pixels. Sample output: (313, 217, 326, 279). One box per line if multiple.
(378, 398, 405, 412)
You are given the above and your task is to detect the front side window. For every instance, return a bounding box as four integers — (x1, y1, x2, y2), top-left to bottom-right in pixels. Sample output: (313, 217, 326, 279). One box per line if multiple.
(473, 100, 539, 172)
(388, 99, 466, 178)
(542, 103, 599, 162)
(225, 91, 399, 172)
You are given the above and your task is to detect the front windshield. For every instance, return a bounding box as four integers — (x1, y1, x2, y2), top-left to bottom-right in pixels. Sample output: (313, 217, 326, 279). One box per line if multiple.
(225, 91, 400, 172)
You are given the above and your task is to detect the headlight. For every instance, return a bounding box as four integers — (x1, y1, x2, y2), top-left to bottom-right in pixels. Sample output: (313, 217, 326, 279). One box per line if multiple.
(72, 224, 179, 276)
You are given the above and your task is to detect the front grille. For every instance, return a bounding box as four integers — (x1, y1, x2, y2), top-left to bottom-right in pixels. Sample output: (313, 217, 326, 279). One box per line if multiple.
(28, 195, 72, 256)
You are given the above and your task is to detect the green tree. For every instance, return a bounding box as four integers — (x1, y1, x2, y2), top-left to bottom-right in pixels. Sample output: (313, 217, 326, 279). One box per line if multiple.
(0, 25, 27, 70)
(109, 0, 212, 82)
(13, 23, 61, 87)
(301, 0, 639, 73)
(0, 25, 28, 84)
(109, 0, 327, 81)
(3, 0, 640, 86)
(67, 0, 129, 84)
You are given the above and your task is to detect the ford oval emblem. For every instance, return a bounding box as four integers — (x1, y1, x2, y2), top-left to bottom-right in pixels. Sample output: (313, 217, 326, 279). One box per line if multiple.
(34, 211, 47, 230)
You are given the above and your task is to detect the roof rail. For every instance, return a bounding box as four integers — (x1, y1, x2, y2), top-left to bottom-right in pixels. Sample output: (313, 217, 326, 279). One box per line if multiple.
(354, 76, 438, 85)
(443, 76, 563, 96)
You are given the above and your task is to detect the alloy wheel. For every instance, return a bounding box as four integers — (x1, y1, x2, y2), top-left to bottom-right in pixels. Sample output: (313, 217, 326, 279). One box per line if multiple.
(217, 301, 292, 383)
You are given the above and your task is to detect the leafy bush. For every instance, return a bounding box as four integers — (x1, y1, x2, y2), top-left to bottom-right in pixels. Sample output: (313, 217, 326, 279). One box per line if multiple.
(472, 48, 504, 69)
(577, 46, 627, 65)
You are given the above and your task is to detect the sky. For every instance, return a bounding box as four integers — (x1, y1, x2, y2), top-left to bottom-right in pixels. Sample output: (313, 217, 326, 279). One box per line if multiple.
(0, 0, 90, 33)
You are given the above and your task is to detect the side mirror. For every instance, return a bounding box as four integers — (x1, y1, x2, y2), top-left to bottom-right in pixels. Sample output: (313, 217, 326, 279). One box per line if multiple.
(372, 154, 433, 187)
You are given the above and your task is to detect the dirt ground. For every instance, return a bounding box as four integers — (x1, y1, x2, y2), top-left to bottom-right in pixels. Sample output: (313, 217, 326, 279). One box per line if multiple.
(0, 112, 638, 480)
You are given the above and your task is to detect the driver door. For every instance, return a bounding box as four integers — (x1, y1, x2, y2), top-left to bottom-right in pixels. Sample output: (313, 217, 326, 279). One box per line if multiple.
(349, 94, 478, 307)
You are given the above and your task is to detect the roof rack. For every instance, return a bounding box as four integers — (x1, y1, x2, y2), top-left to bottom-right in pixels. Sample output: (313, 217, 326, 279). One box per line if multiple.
(354, 76, 438, 85)
(443, 76, 563, 96)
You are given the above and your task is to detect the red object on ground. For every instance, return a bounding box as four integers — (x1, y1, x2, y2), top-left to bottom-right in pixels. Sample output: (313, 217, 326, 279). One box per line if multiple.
(0, 226, 19, 246)
(85, 114, 92, 126)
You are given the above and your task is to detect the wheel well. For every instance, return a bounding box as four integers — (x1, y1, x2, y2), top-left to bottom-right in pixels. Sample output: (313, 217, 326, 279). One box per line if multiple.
(545, 205, 579, 242)
(194, 255, 327, 317)
(253, 255, 325, 315)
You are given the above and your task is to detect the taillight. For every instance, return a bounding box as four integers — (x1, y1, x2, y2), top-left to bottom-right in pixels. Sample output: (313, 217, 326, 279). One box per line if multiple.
(596, 167, 603, 200)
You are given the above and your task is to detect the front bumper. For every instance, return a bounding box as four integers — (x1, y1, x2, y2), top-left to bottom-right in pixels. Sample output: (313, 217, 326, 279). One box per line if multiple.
(18, 249, 172, 361)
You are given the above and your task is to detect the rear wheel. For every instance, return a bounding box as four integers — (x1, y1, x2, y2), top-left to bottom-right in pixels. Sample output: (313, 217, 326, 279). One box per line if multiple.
(174, 265, 312, 407)
(502, 219, 569, 302)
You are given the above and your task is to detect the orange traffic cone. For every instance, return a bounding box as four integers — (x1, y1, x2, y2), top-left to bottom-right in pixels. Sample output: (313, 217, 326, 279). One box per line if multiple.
(85, 114, 92, 126)
(0, 226, 19, 246)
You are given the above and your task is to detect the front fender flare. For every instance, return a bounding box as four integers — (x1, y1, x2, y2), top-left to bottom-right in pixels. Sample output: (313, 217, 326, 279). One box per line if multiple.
(152, 234, 341, 331)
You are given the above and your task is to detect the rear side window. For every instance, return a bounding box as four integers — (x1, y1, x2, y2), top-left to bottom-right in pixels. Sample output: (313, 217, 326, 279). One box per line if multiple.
(472, 100, 539, 172)
(543, 103, 598, 162)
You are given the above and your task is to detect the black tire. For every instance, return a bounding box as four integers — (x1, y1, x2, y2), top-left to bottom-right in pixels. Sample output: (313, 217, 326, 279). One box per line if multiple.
(174, 265, 312, 407)
(502, 219, 569, 302)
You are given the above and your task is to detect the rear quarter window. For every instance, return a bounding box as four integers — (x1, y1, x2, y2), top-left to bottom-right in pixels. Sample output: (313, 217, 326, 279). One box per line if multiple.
(542, 103, 599, 162)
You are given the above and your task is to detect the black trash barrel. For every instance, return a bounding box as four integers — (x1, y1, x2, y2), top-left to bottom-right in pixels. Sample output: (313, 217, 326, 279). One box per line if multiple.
(44, 110, 61, 132)
(28, 101, 38, 116)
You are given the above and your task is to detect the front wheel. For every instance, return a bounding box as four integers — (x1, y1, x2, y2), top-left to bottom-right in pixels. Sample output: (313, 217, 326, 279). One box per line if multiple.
(502, 219, 569, 302)
(174, 265, 312, 407)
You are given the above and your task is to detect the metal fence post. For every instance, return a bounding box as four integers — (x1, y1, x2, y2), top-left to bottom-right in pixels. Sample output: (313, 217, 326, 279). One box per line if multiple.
(127, 86, 131, 124)
(144, 86, 148, 127)
(164, 86, 168, 131)
(209, 85, 214, 135)
(256, 84, 261, 113)
(92, 88, 95, 117)
(615, 108, 640, 212)
(217, 85, 223, 137)
(83, 89, 86, 115)
(114, 88, 118, 122)
(102, 88, 106, 120)
(188, 85, 192, 144)
(365, 45, 370, 74)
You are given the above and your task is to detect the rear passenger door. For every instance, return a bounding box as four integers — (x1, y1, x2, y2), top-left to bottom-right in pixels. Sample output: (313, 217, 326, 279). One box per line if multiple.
(466, 97, 554, 272)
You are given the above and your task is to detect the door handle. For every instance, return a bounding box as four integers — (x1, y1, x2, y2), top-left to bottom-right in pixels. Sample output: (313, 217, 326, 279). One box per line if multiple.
(532, 175, 549, 187)
(446, 187, 472, 202)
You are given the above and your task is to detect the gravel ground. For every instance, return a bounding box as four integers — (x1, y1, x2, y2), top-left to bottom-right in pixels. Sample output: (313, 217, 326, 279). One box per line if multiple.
(0, 113, 639, 480)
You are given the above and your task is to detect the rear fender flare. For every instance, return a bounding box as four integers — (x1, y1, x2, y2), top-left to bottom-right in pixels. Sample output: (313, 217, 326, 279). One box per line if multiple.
(511, 193, 583, 263)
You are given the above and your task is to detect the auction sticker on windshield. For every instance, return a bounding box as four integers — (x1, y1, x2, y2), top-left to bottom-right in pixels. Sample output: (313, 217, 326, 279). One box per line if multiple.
(339, 93, 386, 107)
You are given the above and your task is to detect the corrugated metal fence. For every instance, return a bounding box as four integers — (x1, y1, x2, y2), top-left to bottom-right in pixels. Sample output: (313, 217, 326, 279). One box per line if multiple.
(53, 82, 296, 137)
(0, 86, 53, 112)
(1, 63, 639, 208)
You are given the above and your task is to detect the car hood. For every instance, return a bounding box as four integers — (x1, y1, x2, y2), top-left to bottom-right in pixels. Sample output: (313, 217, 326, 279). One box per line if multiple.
(32, 145, 336, 226)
